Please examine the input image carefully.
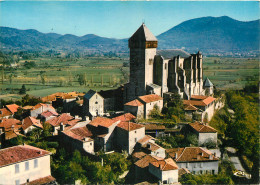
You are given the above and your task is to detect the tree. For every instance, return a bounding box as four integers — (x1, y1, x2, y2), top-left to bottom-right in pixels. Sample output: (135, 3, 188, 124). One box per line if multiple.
(19, 84, 26, 94)
(149, 104, 161, 119)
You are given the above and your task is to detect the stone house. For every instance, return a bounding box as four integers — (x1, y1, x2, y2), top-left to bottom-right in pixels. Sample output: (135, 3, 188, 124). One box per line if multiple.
(0, 144, 56, 185)
(116, 121, 145, 154)
(183, 95, 216, 121)
(166, 147, 219, 175)
(83, 90, 104, 118)
(59, 122, 94, 155)
(21, 116, 43, 134)
(183, 122, 218, 146)
(124, 94, 163, 119)
(0, 104, 20, 119)
(30, 103, 56, 118)
(87, 117, 120, 152)
(39, 110, 58, 122)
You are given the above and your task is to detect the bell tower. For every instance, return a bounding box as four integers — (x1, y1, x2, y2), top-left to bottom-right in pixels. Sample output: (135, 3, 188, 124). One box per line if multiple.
(126, 24, 157, 101)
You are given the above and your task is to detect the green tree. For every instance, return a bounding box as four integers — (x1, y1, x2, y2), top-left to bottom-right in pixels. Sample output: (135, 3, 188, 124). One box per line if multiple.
(19, 84, 26, 94)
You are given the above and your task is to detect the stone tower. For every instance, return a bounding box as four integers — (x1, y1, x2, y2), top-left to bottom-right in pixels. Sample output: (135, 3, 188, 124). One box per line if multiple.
(125, 24, 158, 101)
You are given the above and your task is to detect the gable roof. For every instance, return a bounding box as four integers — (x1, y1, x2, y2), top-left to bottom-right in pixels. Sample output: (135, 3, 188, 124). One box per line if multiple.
(40, 110, 58, 118)
(183, 96, 215, 107)
(135, 155, 163, 169)
(138, 94, 163, 103)
(150, 158, 179, 171)
(88, 117, 117, 128)
(124, 99, 143, 107)
(0, 118, 21, 130)
(32, 103, 55, 111)
(5, 104, 20, 114)
(0, 108, 12, 118)
(143, 142, 164, 152)
(184, 104, 198, 111)
(63, 126, 93, 141)
(22, 175, 55, 185)
(22, 116, 43, 130)
(112, 113, 136, 122)
(0, 145, 51, 167)
(129, 24, 157, 42)
(132, 152, 148, 160)
(46, 113, 78, 127)
(84, 89, 101, 100)
(203, 77, 214, 87)
(166, 147, 219, 162)
(144, 124, 165, 131)
(189, 122, 217, 133)
(157, 49, 191, 59)
(138, 135, 155, 145)
(117, 121, 144, 132)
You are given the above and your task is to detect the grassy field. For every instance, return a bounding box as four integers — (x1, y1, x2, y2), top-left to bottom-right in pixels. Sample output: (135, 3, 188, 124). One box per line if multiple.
(0, 56, 258, 100)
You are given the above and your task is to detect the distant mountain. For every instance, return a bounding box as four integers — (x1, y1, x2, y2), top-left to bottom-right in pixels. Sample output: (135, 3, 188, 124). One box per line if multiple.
(157, 16, 259, 53)
(0, 16, 259, 54)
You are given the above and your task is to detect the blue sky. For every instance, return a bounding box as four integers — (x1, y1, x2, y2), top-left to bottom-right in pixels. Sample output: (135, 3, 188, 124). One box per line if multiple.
(0, 1, 259, 38)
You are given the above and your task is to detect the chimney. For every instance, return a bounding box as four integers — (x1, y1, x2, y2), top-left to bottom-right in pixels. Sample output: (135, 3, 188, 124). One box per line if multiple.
(60, 123, 64, 131)
(175, 153, 178, 159)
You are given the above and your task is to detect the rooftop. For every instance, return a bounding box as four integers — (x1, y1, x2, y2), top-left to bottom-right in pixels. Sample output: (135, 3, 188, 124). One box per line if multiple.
(89, 117, 117, 128)
(21, 175, 55, 185)
(112, 113, 136, 122)
(0, 145, 51, 167)
(150, 158, 179, 171)
(117, 121, 144, 132)
(189, 122, 217, 133)
(47, 113, 78, 127)
(5, 104, 20, 114)
(129, 23, 157, 42)
(0, 108, 12, 118)
(138, 94, 163, 103)
(135, 155, 163, 169)
(63, 126, 93, 142)
(144, 124, 165, 131)
(22, 116, 43, 130)
(124, 99, 143, 107)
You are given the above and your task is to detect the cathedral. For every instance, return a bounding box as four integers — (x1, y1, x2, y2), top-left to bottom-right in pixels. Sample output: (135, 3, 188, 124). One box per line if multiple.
(124, 24, 213, 102)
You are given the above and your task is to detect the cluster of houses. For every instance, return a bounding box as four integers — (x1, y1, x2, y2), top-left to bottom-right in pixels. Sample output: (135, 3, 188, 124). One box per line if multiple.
(0, 94, 219, 184)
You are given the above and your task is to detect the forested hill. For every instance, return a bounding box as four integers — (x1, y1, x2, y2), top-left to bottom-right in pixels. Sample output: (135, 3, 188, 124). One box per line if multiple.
(0, 16, 259, 54)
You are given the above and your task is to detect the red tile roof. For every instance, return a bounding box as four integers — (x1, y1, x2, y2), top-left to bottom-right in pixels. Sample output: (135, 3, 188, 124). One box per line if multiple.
(63, 126, 93, 141)
(132, 152, 148, 160)
(138, 94, 163, 103)
(0, 145, 51, 167)
(89, 117, 117, 128)
(179, 168, 191, 176)
(112, 113, 136, 122)
(191, 95, 208, 100)
(40, 110, 58, 118)
(124, 99, 143, 106)
(0, 108, 12, 118)
(5, 104, 20, 114)
(135, 155, 164, 168)
(144, 142, 163, 152)
(22, 116, 43, 130)
(46, 113, 76, 127)
(166, 147, 219, 162)
(150, 158, 179, 171)
(184, 104, 198, 111)
(202, 96, 216, 105)
(117, 121, 144, 132)
(32, 103, 55, 111)
(189, 122, 217, 133)
(183, 96, 215, 107)
(22, 175, 56, 185)
(0, 118, 21, 130)
(138, 135, 155, 145)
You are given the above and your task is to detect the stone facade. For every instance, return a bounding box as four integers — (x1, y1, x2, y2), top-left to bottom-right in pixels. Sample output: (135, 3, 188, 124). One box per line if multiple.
(124, 24, 213, 102)
(83, 90, 104, 118)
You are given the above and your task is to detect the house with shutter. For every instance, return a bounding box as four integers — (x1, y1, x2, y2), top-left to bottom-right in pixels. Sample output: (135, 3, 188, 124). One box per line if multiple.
(0, 144, 56, 185)
(166, 147, 219, 175)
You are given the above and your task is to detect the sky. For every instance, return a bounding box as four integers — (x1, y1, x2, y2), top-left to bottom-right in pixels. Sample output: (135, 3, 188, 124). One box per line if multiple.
(0, 1, 259, 38)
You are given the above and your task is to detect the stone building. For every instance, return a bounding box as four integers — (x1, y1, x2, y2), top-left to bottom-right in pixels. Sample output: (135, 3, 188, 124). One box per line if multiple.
(83, 90, 104, 118)
(30, 103, 56, 118)
(124, 24, 213, 102)
(0, 144, 56, 185)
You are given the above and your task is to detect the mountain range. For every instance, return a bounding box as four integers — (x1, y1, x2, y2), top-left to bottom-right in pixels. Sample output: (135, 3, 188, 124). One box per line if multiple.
(0, 16, 259, 54)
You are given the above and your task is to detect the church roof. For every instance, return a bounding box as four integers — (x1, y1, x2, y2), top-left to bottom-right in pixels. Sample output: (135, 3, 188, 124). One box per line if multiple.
(203, 77, 214, 87)
(129, 24, 157, 42)
(84, 89, 103, 100)
(157, 49, 191, 59)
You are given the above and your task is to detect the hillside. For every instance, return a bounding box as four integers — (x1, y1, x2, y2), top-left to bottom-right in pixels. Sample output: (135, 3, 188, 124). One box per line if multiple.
(0, 16, 259, 54)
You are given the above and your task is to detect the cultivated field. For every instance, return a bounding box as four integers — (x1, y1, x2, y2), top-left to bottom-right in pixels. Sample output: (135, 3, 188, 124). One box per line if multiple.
(0, 56, 258, 100)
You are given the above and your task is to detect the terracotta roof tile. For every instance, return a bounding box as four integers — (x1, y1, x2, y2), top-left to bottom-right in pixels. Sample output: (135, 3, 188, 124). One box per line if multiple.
(189, 122, 217, 133)
(5, 104, 20, 114)
(191, 95, 208, 100)
(112, 113, 136, 122)
(22, 116, 43, 130)
(183, 96, 215, 107)
(124, 99, 143, 107)
(46, 113, 75, 127)
(89, 117, 117, 128)
(132, 152, 147, 160)
(202, 96, 216, 105)
(22, 175, 56, 185)
(32, 103, 55, 111)
(144, 142, 163, 152)
(0, 118, 21, 130)
(117, 121, 144, 131)
(22, 106, 33, 110)
(144, 124, 165, 130)
(0, 108, 12, 118)
(178, 168, 191, 176)
(63, 126, 93, 141)
(138, 135, 155, 145)
(0, 145, 51, 167)
(166, 147, 219, 162)
(138, 94, 163, 103)
(150, 158, 179, 171)
(135, 155, 163, 168)
(184, 104, 198, 111)
(40, 110, 58, 118)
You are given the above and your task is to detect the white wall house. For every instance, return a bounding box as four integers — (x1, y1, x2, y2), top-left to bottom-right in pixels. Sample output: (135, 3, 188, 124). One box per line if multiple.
(0, 145, 55, 185)
(30, 103, 56, 118)
(83, 90, 104, 118)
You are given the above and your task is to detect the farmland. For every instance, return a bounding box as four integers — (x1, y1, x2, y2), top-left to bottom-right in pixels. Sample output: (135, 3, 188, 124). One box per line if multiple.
(0, 55, 258, 100)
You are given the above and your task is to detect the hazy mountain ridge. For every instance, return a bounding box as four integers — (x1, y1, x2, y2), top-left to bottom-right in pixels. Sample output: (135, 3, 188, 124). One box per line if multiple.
(0, 16, 259, 54)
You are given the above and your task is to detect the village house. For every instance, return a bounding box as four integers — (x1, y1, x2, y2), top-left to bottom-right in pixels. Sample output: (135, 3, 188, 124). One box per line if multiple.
(134, 154, 179, 184)
(124, 94, 163, 119)
(21, 116, 43, 134)
(83, 90, 104, 119)
(0, 144, 56, 185)
(39, 110, 58, 122)
(143, 124, 166, 138)
(0, 104, 20, 119)
(46, 113, 80, 135)
(182, 122, 218, 146)
(30, 103, 56, 118)
(166, 147, 219, 175)
(183, 95, 216, 121)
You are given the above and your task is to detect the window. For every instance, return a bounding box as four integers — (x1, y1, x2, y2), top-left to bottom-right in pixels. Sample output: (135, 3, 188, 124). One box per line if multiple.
(15, 180, 20, 185)
(200, 163, 203, 168)
(165, 63, 167, 69)
(25, 161, 29, 171)
(212, 170, 215, 175)
(15, 164, 19, 174)
(95, 101, 98, 104)
(34, 159, 38, 168)
(135, 131, 137, 133)
(27, 179, 30, 183)
(135, 138, 137, 142)
(200, 170, 203, 174)
(90, 142, 92, 145)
